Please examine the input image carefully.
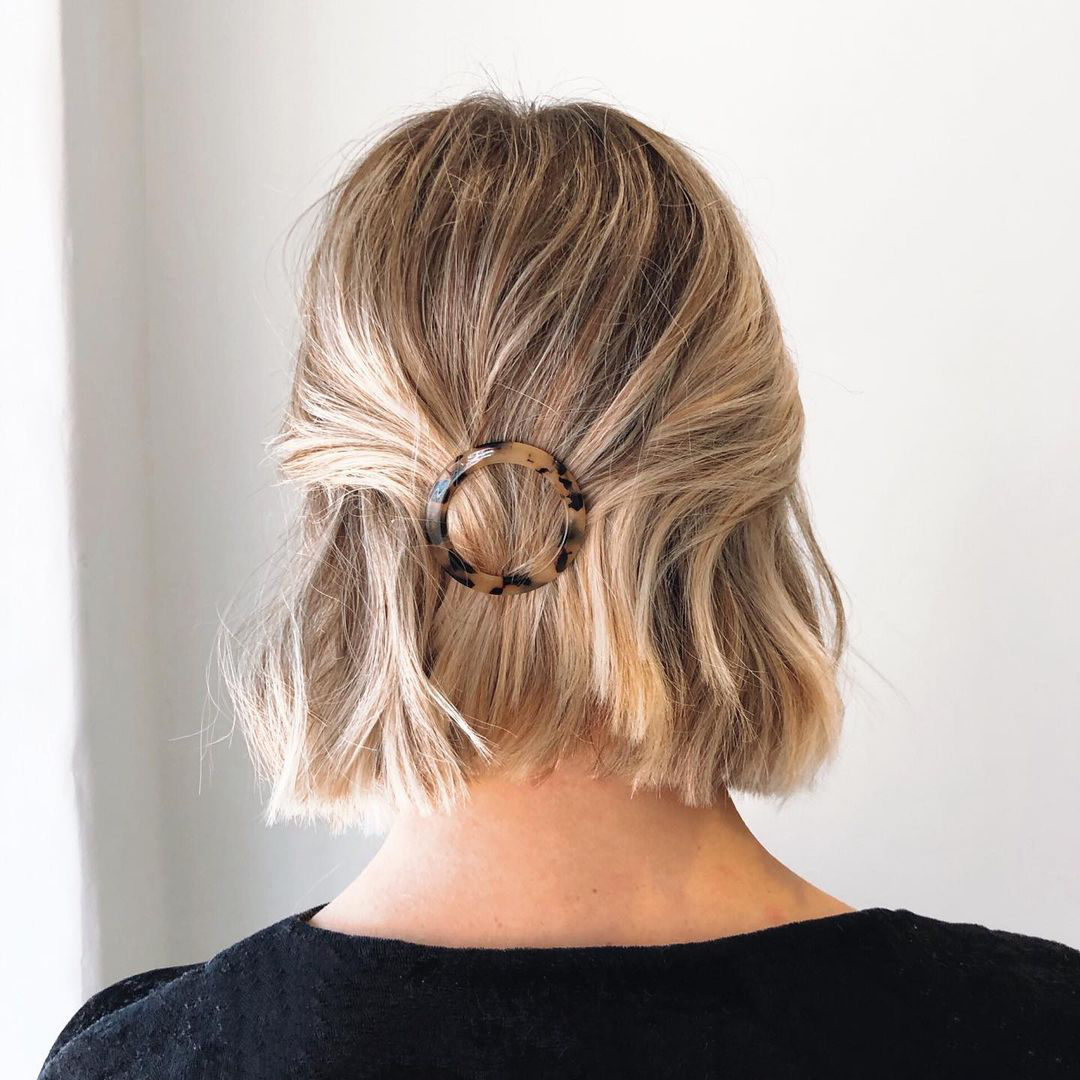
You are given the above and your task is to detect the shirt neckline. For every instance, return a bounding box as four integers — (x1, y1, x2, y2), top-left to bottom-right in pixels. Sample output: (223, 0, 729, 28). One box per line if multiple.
(286, 903, 904, 959)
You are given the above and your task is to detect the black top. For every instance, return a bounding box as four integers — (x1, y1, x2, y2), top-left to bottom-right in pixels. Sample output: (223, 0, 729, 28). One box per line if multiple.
(39, 905, 1080, 1079)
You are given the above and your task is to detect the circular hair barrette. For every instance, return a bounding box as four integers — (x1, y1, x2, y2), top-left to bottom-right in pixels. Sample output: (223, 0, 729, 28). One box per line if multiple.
(424, 440, 588, 595)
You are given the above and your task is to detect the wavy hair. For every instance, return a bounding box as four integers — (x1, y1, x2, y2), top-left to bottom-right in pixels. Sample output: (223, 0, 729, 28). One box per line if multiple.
(224, 93, 848, 833)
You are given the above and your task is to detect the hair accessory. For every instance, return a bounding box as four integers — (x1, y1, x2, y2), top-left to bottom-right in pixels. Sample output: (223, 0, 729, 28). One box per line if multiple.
(424, 440, 587, 595)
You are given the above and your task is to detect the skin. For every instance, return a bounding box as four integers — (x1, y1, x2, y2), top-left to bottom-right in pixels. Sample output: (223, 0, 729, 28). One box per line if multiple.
(310, 748, 854, 947)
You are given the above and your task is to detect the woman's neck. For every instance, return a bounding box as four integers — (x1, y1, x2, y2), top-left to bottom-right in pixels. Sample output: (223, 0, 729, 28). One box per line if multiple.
(310, 753, 852, 947)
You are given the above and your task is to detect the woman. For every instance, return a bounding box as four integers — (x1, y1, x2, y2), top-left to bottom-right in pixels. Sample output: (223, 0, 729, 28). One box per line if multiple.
(40, 94, 1078, 1078)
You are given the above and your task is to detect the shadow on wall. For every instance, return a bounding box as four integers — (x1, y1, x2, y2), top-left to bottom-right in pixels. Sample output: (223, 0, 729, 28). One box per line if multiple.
(61, 0, 372, 990)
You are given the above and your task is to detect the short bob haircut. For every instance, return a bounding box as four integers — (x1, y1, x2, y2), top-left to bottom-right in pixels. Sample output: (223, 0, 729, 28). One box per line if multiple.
(225, 93, 848, 833)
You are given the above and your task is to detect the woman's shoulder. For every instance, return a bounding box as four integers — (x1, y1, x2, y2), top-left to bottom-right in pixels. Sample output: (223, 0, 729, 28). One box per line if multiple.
(880, 906, 1078, 962)
(853, 908, 1080, 1068)
(36, 914, 297, 1079)
(878, 907, 1080, 991)
(876, 907, 1080, 1002)
(39, 963, 201, 1076)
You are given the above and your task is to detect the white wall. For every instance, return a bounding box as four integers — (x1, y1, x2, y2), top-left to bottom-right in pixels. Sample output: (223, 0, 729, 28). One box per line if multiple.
(2, 4, 86, 1075)
(20, 8, 1080, 1069)
(61, 0, 169, 1000)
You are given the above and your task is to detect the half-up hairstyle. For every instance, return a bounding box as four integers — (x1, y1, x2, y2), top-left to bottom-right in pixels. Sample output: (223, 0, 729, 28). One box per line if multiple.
(225, 93, 848, 833)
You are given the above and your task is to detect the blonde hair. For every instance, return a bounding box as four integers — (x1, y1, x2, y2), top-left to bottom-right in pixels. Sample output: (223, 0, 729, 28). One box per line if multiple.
(226, 93, 848, 833)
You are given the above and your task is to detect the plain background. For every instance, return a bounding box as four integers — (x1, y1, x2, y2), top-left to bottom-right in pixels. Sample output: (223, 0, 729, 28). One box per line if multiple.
(6, 1, 1079, 1073)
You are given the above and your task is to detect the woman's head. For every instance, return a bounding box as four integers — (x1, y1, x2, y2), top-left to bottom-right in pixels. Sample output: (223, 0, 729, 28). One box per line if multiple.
(228, 93, 847, 832)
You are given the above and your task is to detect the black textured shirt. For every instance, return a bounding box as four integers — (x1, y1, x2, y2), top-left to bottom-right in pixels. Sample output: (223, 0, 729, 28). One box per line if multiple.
(39, 905, 1080, 1078)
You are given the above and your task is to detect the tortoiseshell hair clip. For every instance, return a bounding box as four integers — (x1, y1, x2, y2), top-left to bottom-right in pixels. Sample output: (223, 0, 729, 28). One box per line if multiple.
(424, 440, 588, 595)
